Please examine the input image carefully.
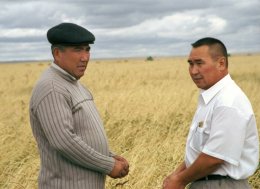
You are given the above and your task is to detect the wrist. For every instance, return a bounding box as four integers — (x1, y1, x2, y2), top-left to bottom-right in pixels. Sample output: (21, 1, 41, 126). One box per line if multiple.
(108, 157, 116, 175)
(174, 173, 188, 187)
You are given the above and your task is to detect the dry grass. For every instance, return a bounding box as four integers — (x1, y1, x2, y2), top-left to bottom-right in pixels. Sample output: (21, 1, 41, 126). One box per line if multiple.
(0, 55, 259, 189)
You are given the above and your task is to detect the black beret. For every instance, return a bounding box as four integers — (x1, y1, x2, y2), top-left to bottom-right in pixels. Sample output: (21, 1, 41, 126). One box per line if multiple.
(47, 23, 95, 45)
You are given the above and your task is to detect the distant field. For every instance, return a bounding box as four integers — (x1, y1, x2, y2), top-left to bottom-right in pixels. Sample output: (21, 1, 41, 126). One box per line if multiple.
(0, 55, 259, 189)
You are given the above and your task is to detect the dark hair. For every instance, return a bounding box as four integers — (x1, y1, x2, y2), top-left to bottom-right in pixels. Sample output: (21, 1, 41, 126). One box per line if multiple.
(51, 44, 66, 52)
(191, 37, 228, 67)
(50, 44, 66, 58)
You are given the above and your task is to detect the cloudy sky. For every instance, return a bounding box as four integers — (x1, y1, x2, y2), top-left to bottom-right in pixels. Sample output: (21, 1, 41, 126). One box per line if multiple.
(1, 0, 259, 62)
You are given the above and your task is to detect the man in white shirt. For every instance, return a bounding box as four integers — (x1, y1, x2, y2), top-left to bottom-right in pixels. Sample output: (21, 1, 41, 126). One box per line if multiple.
(163, 37, 259, 189)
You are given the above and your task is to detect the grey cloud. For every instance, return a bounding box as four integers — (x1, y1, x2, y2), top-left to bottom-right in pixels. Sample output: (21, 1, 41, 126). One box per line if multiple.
(0, 0, 259, 61)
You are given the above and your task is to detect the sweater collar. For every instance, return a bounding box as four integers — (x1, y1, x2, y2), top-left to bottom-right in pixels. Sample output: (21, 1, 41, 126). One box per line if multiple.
(51, 62, 77, 81)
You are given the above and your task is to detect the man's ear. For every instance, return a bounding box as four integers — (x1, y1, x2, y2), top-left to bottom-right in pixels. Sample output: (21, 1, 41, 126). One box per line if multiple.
(218, 56, 227, 71)
(53, 48, 59, 59)
(53, 47, 62, 62)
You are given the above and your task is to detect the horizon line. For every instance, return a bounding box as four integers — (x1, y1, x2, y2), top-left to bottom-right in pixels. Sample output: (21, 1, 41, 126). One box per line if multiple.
(0, 52, 260, 64)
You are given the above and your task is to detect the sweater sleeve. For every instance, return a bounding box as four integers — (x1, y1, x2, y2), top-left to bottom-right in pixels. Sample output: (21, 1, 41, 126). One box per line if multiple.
(35, 90, 115, 174)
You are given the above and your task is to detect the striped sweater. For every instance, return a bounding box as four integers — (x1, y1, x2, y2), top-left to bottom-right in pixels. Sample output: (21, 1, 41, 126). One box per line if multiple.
(29, 64, 115, 189)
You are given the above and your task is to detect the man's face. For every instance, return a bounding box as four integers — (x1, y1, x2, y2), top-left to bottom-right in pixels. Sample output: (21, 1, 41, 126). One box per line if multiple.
(54, 45, 91, 80)
(187, 45, 225, 90)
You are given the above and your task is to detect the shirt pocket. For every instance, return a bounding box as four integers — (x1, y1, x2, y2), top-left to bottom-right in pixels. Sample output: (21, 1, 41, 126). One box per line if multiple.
(189, 121, 210, 152)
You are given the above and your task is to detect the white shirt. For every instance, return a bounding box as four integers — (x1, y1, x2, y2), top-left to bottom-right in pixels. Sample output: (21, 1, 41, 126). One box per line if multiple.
(185, 74, 259, 179)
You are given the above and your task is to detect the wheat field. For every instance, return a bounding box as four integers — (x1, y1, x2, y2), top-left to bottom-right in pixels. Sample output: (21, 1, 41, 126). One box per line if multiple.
(0, 54, 259, 189)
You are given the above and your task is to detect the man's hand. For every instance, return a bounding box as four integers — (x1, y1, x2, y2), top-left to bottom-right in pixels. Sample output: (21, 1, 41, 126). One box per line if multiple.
(163, 173, 185, 189)
(109, 155, 129, 178)
(162, 153, 224, 189)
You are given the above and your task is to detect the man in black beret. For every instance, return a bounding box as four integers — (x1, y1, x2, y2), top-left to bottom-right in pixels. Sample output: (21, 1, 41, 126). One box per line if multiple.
(29, 23, 129, 189)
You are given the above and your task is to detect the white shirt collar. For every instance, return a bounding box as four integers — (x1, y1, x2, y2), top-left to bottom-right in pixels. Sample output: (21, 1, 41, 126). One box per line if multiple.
(200, 74, 233, 105)
(51, 62, 77, 81)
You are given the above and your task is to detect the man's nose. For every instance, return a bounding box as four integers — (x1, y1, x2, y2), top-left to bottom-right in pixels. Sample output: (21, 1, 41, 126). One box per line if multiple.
(81, 51, 90, 61)
(190, 65, 199, 75)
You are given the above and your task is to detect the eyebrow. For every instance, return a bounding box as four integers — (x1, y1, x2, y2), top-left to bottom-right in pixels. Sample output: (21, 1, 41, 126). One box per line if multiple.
(73, 46, 91, 50)
(187, 58, 203, 63)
